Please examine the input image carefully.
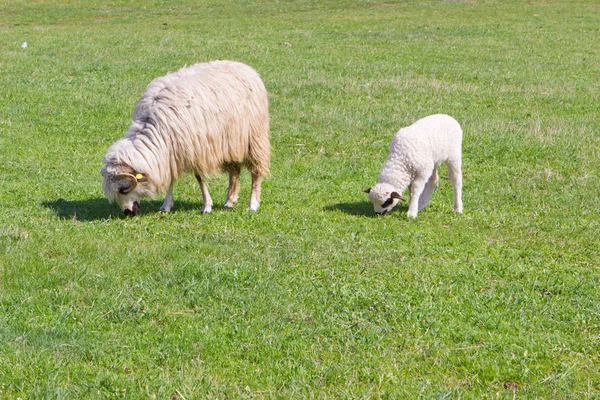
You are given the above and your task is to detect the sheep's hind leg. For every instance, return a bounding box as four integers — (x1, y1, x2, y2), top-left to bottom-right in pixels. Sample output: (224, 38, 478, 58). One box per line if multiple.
(195, 174, 213, 214)
(407, 171, 431, 218)
(224, 163, 241, 209)
(418, 166, 439, 211)
(160, 184, 174, 212)
(448, 160, 463, 214)
(248, 170, 263, 211)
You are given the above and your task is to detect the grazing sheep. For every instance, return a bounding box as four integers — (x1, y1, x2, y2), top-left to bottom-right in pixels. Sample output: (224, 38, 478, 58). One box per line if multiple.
(101, 60, 270, 216)
(365, 114, 463, 218)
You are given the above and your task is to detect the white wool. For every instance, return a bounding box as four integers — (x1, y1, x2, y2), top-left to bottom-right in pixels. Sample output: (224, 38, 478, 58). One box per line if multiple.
(368, 114, 463, 218)
(101, 60, 270, 214)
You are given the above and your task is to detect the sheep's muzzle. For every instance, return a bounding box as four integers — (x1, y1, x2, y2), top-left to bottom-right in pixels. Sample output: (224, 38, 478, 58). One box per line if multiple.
(124, 201, 141, 217)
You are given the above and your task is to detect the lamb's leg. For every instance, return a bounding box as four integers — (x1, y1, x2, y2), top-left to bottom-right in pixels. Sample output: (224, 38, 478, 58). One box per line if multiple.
(407, 171, 431, 218)
(159, 184, 174, 212)
(224, 164, 241, 209)
(448, 160, 463, 214)
(195, 174, 213, 214)
(418, 166, 439, 211)
(248, 170, 263, 211)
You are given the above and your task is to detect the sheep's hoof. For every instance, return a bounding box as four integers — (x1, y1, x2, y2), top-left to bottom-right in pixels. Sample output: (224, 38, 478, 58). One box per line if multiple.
(248, 200, 260, 212)
(223, 204, 235, 210)
(159, 207, 171, 213)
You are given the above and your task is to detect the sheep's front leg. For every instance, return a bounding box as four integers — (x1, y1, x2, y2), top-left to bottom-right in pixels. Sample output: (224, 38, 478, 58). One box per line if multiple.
(248, 170, 263, 211)
(224, 164, 241, 209)
(195, 174, 213, 214)
(160, 184, 174, 212)
(407, 172, 430, 218)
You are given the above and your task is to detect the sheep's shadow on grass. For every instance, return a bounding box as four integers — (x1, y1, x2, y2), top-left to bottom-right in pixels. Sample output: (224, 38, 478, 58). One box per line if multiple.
(41, 198, 203, 221)
(324, 201, 408, 218)
(324, 201, 408, 217)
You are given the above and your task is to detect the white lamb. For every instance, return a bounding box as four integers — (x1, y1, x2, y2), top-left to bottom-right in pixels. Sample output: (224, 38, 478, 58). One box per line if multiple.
(101, 60, 270, 216)
(365, 114, 463, 218)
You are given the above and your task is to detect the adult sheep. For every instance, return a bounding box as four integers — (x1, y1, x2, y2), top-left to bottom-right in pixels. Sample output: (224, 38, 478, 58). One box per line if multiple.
(365, 114, 463, 218)
(101, 60, 270, 216)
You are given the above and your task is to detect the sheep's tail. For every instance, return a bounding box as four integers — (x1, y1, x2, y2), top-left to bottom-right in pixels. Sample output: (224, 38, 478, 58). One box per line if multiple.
(247, 98, 271, 177)
(247, 65, 271, 178)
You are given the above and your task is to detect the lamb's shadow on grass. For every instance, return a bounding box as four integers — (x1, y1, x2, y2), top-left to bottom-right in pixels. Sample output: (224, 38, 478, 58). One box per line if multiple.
(324, 201, 408, 217)
(41, 198, 203, 221)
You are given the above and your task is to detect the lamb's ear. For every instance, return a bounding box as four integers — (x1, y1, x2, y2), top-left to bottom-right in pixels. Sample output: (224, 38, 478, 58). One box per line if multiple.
(113, 173, 138, 194)
(391, 191, 406, 202)
(364, 187, 372, 194)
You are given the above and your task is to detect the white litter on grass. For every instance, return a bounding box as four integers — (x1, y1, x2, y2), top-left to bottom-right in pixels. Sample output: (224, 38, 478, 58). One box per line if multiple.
(21, 42, 28, 48)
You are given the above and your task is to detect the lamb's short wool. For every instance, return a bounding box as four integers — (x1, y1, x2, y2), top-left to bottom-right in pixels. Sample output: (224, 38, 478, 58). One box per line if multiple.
(101, 60, 270, 216)
(365, 114, 463, 218)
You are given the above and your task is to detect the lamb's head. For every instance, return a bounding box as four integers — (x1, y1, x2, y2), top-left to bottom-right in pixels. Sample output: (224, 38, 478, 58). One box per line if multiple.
(365, 183, 406, 216)
(101, 163, 154, 217)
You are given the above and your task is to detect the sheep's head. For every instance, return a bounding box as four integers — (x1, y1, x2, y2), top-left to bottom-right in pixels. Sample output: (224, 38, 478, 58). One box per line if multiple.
(101, 164, 152, 217)
(365, 183, 406, 216)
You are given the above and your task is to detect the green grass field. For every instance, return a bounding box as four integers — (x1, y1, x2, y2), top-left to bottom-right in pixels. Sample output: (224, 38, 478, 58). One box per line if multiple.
(1, 0, 599, 398)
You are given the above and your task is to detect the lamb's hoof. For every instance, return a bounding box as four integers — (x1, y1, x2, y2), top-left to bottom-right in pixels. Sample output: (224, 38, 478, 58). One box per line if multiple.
(406, 212, 418, 219)
(201, 207, 212, 215)
(247, 206, 259, 212)
(223, 204, 235, 210)
(159, 207, 171, 213)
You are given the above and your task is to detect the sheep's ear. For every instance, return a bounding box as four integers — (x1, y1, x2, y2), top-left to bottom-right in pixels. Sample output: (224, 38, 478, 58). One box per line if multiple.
(134, 173, 147, 182)
(364, 187, 372, 194)
(391, 191, 406, 202)
(113, 173, 138, 194)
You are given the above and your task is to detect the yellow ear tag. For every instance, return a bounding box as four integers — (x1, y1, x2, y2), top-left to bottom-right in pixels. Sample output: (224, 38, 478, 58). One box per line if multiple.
(135, 173, 143, 180)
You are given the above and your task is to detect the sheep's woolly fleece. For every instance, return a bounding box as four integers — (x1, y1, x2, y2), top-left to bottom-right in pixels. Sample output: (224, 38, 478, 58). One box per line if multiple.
(101, 60, 270, 215)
